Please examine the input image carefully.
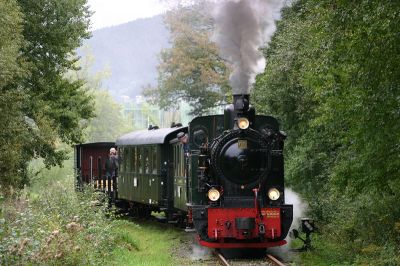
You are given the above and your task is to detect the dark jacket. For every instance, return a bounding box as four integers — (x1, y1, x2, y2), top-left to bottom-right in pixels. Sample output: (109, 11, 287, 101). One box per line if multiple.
(105, 155, 118, 177)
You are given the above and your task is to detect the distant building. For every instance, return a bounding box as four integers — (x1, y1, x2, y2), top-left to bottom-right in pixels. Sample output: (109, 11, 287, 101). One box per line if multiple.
(121, 95, 193, 129)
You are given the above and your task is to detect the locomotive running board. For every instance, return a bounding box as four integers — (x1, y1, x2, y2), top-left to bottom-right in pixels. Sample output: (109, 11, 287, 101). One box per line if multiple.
(198, 237, 287, 249)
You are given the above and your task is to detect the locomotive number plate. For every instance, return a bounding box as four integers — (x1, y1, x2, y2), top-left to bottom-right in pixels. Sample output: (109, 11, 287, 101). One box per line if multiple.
(238, 140, 248, 149)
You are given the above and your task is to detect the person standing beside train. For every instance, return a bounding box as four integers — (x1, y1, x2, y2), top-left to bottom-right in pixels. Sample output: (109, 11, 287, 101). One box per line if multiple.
(105, 147, 118, 195)
(105, 148, 118, 177)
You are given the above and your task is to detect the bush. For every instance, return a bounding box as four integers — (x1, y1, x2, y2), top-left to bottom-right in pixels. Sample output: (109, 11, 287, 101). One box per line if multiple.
(0, 176, 118, 265)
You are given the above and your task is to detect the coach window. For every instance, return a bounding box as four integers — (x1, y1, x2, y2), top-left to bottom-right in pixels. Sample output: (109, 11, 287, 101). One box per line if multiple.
(123, 148, 126, 173)
(132, 147, 136, 173)
(121, 148, 129, 172)
(119, 148, 125, 173)
(138, 147, 142, 174)
(125, 147, 132, 172)
(152, 146, 157, 174)
(131, 148, 135, 172)
(144, 147, 150, 174)
(133, 147, 138, 173)
(148, 146, 152, 174)
(147, 146, 152, 174)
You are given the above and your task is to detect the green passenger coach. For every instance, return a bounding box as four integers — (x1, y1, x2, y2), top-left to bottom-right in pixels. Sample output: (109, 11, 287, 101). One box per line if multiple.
(116, 126, 188, 218)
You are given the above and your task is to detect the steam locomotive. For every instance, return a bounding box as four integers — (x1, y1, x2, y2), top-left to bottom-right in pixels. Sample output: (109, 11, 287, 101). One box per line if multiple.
(74, 94, 293, 249)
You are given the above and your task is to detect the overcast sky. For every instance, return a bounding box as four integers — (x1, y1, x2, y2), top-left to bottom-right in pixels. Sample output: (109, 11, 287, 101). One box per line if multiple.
(87, 0, 169, 30)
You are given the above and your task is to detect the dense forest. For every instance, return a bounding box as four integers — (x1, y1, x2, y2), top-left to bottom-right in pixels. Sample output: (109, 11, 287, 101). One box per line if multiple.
(252, 1, 399, 264)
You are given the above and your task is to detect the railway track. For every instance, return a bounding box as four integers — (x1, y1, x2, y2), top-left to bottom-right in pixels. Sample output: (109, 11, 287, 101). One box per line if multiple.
(266, 254, 286, 266)
(214, 250, 230, 266)
(213, 250, 286, 266)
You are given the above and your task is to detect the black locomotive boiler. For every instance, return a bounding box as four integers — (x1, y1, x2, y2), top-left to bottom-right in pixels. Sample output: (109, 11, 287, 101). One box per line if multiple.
(74, 94, 293, 249)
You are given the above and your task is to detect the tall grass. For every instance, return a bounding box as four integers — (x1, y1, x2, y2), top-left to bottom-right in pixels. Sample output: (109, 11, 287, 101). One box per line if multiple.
(0, 167, 119, 265)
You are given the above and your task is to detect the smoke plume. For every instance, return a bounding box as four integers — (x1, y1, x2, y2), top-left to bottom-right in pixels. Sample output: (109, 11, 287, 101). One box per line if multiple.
(211, 0, 283, 94)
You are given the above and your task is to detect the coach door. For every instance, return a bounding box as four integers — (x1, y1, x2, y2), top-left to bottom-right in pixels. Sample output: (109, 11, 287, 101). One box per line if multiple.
(173, 143, 187, 211)
(147, 146, 160, 205)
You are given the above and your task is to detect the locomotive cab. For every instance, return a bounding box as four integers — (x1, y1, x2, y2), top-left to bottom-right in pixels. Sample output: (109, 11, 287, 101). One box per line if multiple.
(190, 94, 293, 249)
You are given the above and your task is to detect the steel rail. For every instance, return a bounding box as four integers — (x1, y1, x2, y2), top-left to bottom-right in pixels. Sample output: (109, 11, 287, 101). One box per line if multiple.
(266, 254, 286, 266)
(214, 250, 230, 266)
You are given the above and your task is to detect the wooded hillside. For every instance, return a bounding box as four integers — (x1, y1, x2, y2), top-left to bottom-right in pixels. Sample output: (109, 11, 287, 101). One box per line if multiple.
(82, 15, 170, 101)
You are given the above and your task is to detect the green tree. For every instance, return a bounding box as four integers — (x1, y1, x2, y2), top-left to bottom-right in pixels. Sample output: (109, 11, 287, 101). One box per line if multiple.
(0, 0, 94, 195)
(17, 0, 93, 150)
(0, 0, 26, 88)
(144, 1, 231, 116)
(0, 0, 30, 193)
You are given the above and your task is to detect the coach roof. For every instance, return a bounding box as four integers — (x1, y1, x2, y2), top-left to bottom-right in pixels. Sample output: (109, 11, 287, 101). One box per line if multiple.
(116, 126, 187, 146)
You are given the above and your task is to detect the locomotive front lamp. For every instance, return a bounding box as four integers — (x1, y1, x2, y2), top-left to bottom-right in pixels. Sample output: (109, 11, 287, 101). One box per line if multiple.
(238, 117, 250, 129)
(268, 188, 280, 200)
(207, 188, 220, 201)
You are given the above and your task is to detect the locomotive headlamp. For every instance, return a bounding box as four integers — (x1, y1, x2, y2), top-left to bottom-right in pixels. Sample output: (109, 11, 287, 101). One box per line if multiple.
(268, 188, 280, 200)
(207, 188, 220, 201)
(238, 117, 250, 129)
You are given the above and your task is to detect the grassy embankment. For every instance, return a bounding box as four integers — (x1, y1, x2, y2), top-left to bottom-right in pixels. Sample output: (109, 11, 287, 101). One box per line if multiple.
(0, 157, 195, 265)
(290, 230, 399, 265)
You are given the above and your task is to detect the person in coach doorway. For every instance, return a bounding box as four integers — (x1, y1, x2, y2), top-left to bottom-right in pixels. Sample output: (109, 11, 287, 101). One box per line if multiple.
(105, 147, 118, 196)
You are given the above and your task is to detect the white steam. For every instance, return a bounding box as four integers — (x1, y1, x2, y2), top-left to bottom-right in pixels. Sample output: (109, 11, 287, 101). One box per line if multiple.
(190, 235, 212, 261)
(268, 188, 308, 261)
(211, 0, 284, 94)
(285, 187, 308, 231)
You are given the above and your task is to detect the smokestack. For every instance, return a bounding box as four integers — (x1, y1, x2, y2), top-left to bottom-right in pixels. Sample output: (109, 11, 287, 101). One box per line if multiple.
(224, 94, 255, 130)
(233, 94, 250, 113)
